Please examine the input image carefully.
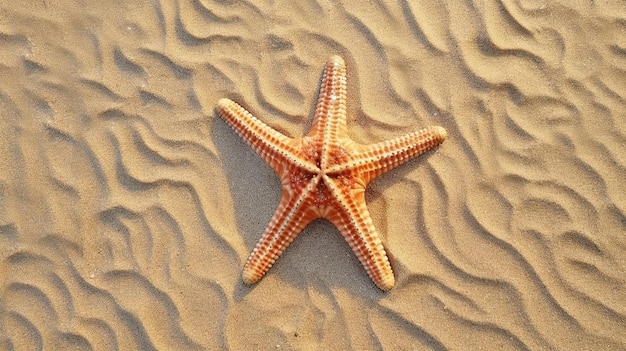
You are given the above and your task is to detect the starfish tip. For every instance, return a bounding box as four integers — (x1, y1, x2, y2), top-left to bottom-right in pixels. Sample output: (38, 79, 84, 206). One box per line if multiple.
(378, 276, 395, 291)
(434, 126, 448, 140)
(241, 269, 259, 285)
(329, 55, 345, 66)
(216, 98, 234, 109)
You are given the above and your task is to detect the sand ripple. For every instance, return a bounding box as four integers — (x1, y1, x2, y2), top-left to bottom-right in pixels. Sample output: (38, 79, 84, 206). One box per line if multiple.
(1, 0, 625, 349)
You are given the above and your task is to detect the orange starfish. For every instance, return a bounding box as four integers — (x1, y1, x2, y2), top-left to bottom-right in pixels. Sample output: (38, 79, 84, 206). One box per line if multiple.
(216, 56, 446, 290)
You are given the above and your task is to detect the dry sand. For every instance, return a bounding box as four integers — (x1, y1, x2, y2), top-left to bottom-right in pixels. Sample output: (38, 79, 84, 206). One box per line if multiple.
(1, 0, 625, 350)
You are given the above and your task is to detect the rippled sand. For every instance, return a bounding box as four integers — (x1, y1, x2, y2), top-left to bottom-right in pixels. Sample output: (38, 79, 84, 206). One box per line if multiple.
(1, 1, 625, 349)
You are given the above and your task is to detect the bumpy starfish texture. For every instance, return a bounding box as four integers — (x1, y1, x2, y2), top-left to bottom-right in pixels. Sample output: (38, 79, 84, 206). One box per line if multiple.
(216, 56, 446, 291)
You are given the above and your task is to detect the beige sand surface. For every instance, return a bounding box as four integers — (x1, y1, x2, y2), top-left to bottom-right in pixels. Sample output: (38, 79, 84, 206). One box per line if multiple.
(1, 0, 625, 349)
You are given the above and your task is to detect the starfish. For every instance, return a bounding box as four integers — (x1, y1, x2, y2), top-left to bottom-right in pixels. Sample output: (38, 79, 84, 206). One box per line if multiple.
(216, 56, 446, 291)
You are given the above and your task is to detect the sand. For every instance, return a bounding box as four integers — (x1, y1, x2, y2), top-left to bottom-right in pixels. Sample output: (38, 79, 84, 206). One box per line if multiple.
(1, 0, 625, 349)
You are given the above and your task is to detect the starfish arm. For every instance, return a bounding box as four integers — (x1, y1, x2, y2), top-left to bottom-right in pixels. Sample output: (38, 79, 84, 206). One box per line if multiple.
(350, 126, 447, 184)
(242, 177, 320, 285)
(324, 176, 395, 291)
(308, 56, 349, 168)
(216, 98, 318, 174)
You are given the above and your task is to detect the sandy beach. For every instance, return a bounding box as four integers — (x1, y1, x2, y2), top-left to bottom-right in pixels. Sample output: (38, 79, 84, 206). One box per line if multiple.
(1, 0, 625, 349)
